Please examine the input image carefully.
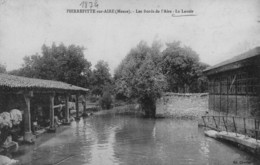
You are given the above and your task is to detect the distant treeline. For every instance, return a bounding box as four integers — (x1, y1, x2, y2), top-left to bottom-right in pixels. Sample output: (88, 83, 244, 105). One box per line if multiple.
(5, 43, 113, 97)
(0, 41, 209, 117)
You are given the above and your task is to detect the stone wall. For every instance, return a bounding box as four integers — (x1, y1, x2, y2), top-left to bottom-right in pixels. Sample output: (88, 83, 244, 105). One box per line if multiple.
(156, 93, 208, 118)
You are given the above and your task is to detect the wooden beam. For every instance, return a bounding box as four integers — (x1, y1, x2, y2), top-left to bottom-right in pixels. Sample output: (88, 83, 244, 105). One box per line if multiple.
(34, 90, 70, 94)
(0, 88, 87, 96)
(53, 104, 65, 109)
(204, 56, 258, 76)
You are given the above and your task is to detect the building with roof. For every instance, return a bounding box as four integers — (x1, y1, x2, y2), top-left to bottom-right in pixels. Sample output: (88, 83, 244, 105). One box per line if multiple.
(203, 47, 260, 118)
(0, 73, 89, 143)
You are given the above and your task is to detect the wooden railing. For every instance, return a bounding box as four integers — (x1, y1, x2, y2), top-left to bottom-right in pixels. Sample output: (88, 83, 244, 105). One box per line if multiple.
(201, 115, 260, 140)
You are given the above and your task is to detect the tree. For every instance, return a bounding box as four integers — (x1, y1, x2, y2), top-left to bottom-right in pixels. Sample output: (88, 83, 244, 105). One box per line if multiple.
(189, 62, 209, 92)
(9, 43, 92, 87)
(115, 41, 166, 117)
(0, 63, 6, 73)
(160, 41, 208, 93)
(91, 60, 112, 95)
(99, 90, 113, 110)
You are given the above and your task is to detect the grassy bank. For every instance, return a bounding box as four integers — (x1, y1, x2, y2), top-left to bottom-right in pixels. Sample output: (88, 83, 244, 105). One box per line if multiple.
(92, 104, 142, 116)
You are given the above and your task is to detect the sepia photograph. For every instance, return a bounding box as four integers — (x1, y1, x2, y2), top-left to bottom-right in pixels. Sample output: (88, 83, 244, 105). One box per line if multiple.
(0, 0, 260, 164)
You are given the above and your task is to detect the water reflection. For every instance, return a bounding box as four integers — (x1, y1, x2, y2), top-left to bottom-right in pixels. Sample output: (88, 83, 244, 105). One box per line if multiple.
(14, 114, 260, 165)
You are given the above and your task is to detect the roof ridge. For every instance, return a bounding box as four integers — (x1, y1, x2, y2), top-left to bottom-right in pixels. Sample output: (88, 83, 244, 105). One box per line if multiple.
(0, 73, 68, 84)
(0, 73, 88, 92)
(204, 46, 260, 72)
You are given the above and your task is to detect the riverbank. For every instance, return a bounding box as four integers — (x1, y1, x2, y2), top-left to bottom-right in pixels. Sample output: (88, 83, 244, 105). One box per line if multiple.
(91, 93, 208, 119)
(92, 104, 143, 116)
(205, 130, 260, 155)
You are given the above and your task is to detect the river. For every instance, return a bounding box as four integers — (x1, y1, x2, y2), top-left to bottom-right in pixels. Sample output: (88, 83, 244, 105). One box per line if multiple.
(13, 113, 260, 165)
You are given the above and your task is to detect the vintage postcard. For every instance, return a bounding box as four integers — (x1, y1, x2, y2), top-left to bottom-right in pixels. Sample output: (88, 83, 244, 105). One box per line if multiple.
(0, 0, 260, 165)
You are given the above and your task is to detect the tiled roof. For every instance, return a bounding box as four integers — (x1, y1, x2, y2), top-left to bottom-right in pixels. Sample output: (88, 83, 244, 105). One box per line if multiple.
(204, 47, 260, 72)
(0, 73, 88, 92)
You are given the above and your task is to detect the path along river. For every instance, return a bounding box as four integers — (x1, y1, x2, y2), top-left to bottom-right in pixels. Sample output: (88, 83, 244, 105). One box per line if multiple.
(13, 113, 260, 165)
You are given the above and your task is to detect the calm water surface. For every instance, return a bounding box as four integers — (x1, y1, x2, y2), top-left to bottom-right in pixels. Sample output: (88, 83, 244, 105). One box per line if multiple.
(14, 114, 260, 165)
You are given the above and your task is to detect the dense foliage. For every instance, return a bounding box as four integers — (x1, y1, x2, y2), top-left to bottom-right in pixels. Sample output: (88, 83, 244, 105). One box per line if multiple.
(9, 43, 92, 87)
(11, 44, 91, 86)
(114, 41, 209, 117)
(114, 41, 167, 117)
(160, 41, 209, 93)
(90, 60, 112, 96)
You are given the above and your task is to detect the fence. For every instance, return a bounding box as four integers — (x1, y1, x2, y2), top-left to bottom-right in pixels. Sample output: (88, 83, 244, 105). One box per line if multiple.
(202, 115, 260, 140)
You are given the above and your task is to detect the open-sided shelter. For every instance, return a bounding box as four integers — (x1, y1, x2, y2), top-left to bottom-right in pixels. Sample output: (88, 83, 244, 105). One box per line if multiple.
(0, 73, 89, 142)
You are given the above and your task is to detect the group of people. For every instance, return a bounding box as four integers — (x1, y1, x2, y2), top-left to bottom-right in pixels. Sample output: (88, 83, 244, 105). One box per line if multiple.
(0, 109, 22, 151)
(31, 106, 48, 132)
(0, 97, 72, 147)
(32, 104, 66, 131)
(0, 103, 68, 164)
(0, 110, 22, 165)
(54, 104, 65, 126)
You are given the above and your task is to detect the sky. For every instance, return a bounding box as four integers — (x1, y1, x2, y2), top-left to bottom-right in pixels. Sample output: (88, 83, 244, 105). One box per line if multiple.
(0, 0, 259, 74)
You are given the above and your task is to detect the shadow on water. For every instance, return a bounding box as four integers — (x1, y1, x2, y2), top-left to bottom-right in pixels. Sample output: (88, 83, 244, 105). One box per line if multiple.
(12, 111, 260, 165)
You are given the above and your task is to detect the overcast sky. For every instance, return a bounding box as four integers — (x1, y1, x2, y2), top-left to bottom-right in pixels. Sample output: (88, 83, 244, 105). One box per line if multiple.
(0, 0, 259, 74)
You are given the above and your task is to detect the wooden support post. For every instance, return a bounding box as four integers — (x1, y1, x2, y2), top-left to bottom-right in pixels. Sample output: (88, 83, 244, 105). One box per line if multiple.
(82, 94, 88, 117)
(213, 116, 218, 130)
(220, 80, 222, 115)
(243, 117, 247, 137)
(63, 93, 71, 125)
(48, 92, 56, 132)
(235, 77, 237, 116)
(23, 91, 35, 143)
(227, 78, 229, 115)
(75, 94, 80, 121)
(202, 116, 206, 127)
(255, 119, 257, 141)
(223, 116, 228, 133)
(232, 117, 237, 136)
(213, 79, 215, 112)
(83, 95, 86, 113)
(66, 94, 70, 122)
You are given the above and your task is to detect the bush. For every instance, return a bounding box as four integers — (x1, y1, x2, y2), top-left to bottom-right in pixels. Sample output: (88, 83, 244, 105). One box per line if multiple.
(99, 91, 113, 110)
(89, 96, 99, 103)
(115, 93, 128, 101)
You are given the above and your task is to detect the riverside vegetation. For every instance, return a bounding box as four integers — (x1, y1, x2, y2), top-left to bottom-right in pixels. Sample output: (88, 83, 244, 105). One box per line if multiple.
(2, 40, 209, 118)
